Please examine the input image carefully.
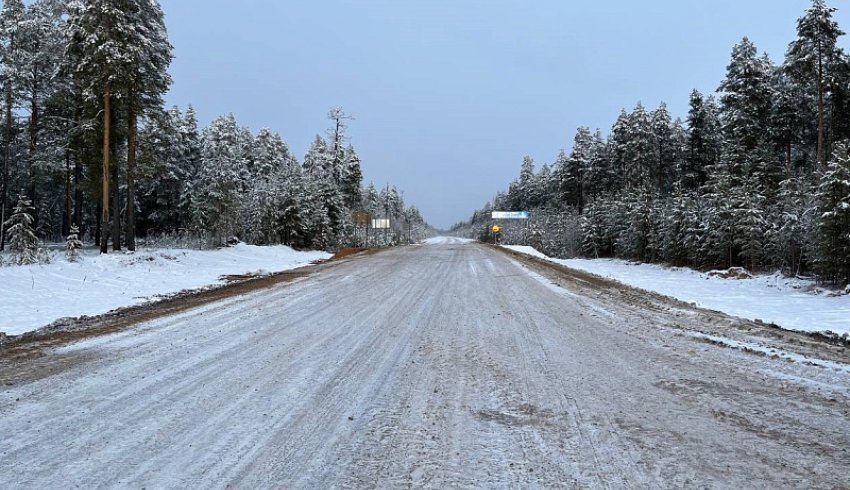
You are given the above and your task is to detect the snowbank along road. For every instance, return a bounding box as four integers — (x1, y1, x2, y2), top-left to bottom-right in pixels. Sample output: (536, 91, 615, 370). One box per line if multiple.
(1, 238, 849, 488)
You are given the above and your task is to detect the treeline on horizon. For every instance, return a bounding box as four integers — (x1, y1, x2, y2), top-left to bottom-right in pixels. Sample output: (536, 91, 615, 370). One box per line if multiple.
(454, 0, 850, 286)
(0, 0, 430, 264)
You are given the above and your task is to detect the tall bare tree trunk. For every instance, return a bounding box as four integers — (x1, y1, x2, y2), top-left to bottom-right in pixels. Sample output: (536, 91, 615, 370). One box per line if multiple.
(0, 45, 13, 252)
(126, 83, 137, 251)
(101, 82, 111, 254)
(28, 62, 38, 232)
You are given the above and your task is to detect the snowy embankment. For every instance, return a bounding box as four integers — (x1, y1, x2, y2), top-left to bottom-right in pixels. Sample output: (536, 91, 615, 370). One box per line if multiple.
(503, 245, 850, 338)
(0, 244, 331, 336)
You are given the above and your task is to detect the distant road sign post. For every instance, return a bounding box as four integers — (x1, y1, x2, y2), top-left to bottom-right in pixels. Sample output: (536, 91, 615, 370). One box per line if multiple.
(352, 211, 372, 226)
(489, 211, 528, 245)
(372, 218, 390, 229)
(491, 224, 502, 244)
(491, 211, 530, 220)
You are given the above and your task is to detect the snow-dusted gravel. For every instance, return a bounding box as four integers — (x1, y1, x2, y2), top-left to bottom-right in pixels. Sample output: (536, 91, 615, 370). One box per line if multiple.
(1, 238, 849, 487)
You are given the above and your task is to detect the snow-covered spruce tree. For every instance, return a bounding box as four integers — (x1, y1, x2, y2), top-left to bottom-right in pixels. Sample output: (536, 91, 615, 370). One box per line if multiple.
(815, 143, 850, 284)
(66, 224, 83, 262)
(770, 177, 816, 275)
(651, 102, 675, 194)
(683, 90, 721, 190)
(786, 0, 846, 169)
(608, 109, 631, 193)
(279, 192, 306, 247)
(704, 168, 737, 268)
(718, 38, 776, 187)
(732, 182, 767, 271)
(0, 0, 26, 252)
(137, 106, 186, 234)
(583, 130, 611, 201)
(563, 127, 591, 213)
(4, 193, 40, 265)
(18, 0, 68, 227)
(770, 70, 813, 176)
(619, 190, 653, 261)
(508, 156, 535, 211)
(177, 105, 202, 228)
(67, 0, 139, 253)
(341, 144, 363, 209)
(623, 103, 655, 191)
(244, 128, 290, 244)
(191, 114, 248, 246)
(124, 0, 173, 251)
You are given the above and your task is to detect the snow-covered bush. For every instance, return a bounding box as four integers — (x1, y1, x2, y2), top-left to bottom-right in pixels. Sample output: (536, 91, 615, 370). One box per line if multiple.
(3, 194, 43, 265)
(66, 225, 83, 262)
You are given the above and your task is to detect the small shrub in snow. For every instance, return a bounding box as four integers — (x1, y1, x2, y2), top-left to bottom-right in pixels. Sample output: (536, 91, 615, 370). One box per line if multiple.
(3, 194, 42, 265)
(66, 225, 83, 262)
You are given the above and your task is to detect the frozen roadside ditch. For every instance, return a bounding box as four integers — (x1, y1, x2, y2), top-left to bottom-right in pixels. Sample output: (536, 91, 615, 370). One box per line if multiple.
(0, 244, 331, 337)
(502, 245, 850, 338)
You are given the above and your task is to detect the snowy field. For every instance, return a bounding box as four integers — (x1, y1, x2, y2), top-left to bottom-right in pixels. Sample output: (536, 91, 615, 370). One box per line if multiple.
(504, 245, 850, 337)
(0, 244, 330, 336)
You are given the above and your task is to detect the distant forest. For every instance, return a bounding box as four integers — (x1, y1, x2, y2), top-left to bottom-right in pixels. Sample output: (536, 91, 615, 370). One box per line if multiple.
(454, 0, 850, 286)
(0, 0, 430, 263)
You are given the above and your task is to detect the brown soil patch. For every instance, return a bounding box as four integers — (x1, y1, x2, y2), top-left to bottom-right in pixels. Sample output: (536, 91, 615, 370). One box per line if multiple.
(220, 272, 266, 282)
(332, 248, 367, 260)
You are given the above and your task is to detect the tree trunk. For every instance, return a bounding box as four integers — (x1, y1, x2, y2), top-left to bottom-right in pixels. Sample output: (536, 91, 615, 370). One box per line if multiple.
(72, 106, 83, 233)
(63, 147, 71, 238)
(126, 84, 137, 251)
(112, 149, 120, 251)
(817, 39, 825, 170)
(101, 82, 111, 254)
(28, 57, 39, 231)
(0, 41, 13, 252)
(73, 152, 83, 232)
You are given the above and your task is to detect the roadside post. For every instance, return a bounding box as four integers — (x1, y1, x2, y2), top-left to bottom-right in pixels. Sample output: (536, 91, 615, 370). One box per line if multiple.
(372, 218, 391, 246)
(489, 211, 530, 245)
(491, 224, 502, 244)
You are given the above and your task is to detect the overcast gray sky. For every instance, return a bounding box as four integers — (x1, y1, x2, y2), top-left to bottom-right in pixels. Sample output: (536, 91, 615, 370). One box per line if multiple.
(160, 1, 849, 229)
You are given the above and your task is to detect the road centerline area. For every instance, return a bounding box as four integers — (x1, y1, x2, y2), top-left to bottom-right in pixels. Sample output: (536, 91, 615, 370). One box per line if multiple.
(1, 238, 849, 488)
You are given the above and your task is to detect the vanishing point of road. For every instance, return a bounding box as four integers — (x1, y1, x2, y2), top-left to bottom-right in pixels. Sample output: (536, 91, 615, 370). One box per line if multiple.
(1, 238, 849, 488)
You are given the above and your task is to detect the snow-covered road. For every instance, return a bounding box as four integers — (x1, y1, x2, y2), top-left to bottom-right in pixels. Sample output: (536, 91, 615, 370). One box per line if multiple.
(1, 239, 849, 487)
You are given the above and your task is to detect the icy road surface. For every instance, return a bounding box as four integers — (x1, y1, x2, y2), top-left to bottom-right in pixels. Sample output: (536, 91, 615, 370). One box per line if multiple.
(2, 238, 849, 488)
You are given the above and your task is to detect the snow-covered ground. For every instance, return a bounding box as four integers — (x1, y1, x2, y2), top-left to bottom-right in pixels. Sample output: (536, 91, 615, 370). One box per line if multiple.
(0, 244, 330, 336)
(503, 245, 850, 337)
(3, 241, 848, 487)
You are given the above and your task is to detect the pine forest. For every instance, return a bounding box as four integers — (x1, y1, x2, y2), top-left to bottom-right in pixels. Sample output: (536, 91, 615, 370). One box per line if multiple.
(454, 0, 850, 287)
(0, 0, 431, 265)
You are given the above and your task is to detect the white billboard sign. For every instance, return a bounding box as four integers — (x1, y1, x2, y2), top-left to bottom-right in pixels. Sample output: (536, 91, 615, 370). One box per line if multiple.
(491, 211, 530, 220)
(372, 218, 391, 229)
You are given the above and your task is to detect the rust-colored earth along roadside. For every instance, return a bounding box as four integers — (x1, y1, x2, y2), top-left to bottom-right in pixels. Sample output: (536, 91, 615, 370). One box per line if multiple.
(0, 247, 387, 385)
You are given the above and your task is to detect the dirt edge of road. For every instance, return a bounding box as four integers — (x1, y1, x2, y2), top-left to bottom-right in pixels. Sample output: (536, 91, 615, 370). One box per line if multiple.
(492, 244, 850, 364)
(0, 247, 388, 383)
